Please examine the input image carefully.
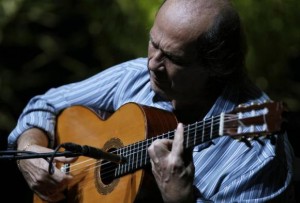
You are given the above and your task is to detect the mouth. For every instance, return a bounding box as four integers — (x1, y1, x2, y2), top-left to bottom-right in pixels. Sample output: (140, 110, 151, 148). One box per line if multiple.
(150, 71, 170, 88)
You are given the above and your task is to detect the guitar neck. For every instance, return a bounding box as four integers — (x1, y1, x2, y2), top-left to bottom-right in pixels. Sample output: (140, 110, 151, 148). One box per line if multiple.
(114, 114, 223, 177)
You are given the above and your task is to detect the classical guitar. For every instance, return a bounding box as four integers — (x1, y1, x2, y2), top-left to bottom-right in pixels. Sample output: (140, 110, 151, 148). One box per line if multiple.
(33, 101, 285, 203)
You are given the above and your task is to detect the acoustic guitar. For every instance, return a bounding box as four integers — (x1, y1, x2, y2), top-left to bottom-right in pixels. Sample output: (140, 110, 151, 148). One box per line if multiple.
(33, 101, 285, 203)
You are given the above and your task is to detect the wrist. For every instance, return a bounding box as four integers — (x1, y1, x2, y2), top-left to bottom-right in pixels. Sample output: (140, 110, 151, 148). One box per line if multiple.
(17, 128, 49, 150)
(16, 143, 35, 170)
(18, 143, 34, 151)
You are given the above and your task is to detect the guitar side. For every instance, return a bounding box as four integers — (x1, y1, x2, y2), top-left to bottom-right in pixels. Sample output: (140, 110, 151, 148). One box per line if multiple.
(33, 102, 178, 203)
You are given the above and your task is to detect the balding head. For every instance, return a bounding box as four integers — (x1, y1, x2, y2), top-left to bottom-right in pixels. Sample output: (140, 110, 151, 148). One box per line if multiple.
(157, 0, 246, 82)
(157, 0, 230, 38)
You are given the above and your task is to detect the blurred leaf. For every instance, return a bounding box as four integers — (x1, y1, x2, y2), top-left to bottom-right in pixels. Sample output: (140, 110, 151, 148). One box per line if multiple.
(0, 0, 299, 141)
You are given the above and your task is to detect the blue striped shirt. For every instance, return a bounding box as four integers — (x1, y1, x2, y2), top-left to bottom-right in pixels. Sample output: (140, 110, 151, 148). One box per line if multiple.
(8, 57, 294, 202)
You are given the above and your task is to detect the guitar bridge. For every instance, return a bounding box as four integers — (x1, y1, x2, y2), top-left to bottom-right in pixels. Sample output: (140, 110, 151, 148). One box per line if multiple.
(60, 163, 70, 174)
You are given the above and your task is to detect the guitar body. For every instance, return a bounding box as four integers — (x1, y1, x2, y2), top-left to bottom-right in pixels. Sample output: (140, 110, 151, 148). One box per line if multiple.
(34, 102, 178, 203)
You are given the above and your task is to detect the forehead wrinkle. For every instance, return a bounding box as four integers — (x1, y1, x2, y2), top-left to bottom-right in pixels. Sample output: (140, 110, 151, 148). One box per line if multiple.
(153, 0, 228, 58)
(150, 24, 185, 58)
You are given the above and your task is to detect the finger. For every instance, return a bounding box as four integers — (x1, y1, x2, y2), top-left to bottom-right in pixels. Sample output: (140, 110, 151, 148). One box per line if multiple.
(150, 158, 161, 170)
(148, 139, 172, 160)
(150, 159, 162, 181)
(172, 123, 185, 156)
(30, 158, 73, 184)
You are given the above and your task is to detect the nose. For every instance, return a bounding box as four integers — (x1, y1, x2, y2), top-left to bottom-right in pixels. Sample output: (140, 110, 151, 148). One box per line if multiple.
(148, 49, 165, 71)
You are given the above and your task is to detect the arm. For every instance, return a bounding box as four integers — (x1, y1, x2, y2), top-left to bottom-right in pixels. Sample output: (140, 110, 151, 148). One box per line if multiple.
(10, 72, 118, 201)
(17, 128, 49, 150)
(8, 58, 148, 149)
(9, 58, 149, 201)
(16, 128, 76, 202)
(10, 68, 120, 201)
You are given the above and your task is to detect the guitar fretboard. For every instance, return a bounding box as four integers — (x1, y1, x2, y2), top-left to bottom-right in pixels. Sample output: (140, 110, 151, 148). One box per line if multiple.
(114, 114, 223, 177)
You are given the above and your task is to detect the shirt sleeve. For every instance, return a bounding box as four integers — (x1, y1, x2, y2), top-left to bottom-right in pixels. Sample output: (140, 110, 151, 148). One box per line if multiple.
(193, 132, 294, 203)
(7, 62, 128, 149)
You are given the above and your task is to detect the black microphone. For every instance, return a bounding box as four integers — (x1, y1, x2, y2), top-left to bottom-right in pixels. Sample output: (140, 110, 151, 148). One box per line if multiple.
(61, 142, 126, 164)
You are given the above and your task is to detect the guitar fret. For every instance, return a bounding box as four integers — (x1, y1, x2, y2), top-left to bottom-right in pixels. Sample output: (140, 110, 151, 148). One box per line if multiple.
(128, 144, 132, 172)
(115, 159, 119, 177)
(144, 140, 148, 166)
(219, 113, 225, 136)
(124, 145, 130, 173)
(238, 112, 242, 134)
(122, 147, 126, 174)
(115, 151, 119, 177)
(145, 139, 150, 166)
(130, 144, 134, 171)
(121, 147, 127, 174)
(137, 142, 142, 169)
(139, 142, 142, 167)
(132, 144, 135, 171)
(116, 148, 123, 176)
(141, 142, 144, 168)
(202, 120, 205, 143)
(136, 142, 140, 169)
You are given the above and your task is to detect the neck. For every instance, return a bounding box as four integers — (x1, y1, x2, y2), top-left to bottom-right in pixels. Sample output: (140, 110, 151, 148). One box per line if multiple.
(172, 95, 218, 124)
(172, 83, 223, 123)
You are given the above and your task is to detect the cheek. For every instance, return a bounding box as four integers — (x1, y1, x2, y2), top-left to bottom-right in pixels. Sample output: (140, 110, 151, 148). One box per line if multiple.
(164, 62, 179, 79)
(164, 62, 186, 79)
(173, 69, 208, 89)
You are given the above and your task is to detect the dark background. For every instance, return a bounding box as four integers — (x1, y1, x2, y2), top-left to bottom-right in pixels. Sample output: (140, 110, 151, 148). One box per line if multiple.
(0, 0, 299, 202)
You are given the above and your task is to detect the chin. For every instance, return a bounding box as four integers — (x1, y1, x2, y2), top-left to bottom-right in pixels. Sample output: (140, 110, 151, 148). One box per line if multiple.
(151, 84, 169, 100)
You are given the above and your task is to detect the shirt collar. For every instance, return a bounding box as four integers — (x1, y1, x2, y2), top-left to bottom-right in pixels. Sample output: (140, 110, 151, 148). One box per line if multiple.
(152, 92, 173, 111)
(194, 85, 240, 150)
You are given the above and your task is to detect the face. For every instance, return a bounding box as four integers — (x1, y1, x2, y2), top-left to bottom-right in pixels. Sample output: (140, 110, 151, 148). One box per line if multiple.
(147, 0, 215, 104)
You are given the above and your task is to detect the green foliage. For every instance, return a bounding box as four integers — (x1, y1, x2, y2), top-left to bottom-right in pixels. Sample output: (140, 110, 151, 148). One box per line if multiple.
(0, 0, 162, 133)
(232, 0, 300, 111)
(0, 0, 299, 137)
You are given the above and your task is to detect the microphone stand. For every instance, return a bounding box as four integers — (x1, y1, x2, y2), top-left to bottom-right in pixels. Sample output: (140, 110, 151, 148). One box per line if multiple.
(0, 144, 83, 175)
(0, 150, 82, 160)
(0, 142, 125, 175)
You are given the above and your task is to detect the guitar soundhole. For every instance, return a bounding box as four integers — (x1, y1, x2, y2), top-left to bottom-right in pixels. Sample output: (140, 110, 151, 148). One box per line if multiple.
(94, 138, 123, 195)
(100, 148, 118, 185)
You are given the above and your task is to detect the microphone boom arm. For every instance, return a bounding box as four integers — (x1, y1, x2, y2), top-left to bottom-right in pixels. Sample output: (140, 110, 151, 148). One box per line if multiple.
(0, 150, 82, 160)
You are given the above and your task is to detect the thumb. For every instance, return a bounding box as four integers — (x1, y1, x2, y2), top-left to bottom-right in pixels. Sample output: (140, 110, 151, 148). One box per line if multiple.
(172, 123, 185, 156)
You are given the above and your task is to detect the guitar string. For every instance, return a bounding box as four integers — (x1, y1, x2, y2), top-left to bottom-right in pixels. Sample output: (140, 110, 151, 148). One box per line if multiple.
(59, 115, 223, 189)
(64, 114, 223, 173)
(62, 113, 268, 191)
(63, 114, 243, 185)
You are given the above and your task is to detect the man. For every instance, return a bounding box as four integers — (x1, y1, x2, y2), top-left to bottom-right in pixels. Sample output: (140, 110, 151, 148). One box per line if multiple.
(8, 0, 295, 202)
